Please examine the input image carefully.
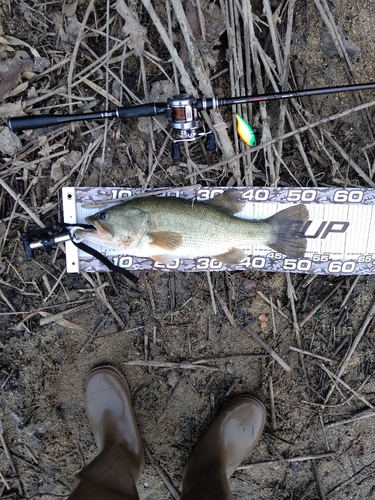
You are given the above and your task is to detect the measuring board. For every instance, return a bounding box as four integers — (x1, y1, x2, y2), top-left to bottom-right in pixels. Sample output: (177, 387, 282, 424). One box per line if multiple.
(63, 186, 375, 275)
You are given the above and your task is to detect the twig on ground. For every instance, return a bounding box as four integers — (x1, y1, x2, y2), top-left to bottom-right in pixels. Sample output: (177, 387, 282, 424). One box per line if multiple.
(67, 0, 96, 115)
(191, 353, 268, 364)
(157, 381, 181, 425)
(165, 0, 180, 91)
(247, 4, 275, 184)
(300, 281, 343, 327)
(0, 178, 44, 227)
(42, 268, 67, 303)
(144, 329, 149, 361)
(320, 364, 373, 409)
(124, 360, 218, 371)
(39, 302, 94, 326)
(269, 296, 277, 338)
(0, 446, 40, 472)
(286, 273, 306, 375)
(325, 409, 375, 428)
(340, 276, 360, 310)
(206, 272, 217, 315)
(82, 272, 124, 327)
(0, 370, 13, 391)
(0, 420, 23, 496)
(319, 414, 331, 453)
(269, 376, 277, 431)
(0, 287, 16, 312)
(238, 452, 335, 469)
(311, 459, 327, 500)
(321, 128, 375, 187)
(324, 297, 375, 403)
(144, 444, 180, 499)
(313, 0, 375, 141)
(0, 470, 10, 490)
(256, 291, 288, 320)
(289, 346, 336, 364)
(326, 460, 375, 498)
(215, 290, 236, 327)
(244, 326, 291, 372)
(140, 0, 195, 95)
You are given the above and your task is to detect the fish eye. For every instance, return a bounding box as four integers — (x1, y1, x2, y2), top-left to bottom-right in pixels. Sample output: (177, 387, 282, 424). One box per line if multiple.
(99, 212, 108, 221)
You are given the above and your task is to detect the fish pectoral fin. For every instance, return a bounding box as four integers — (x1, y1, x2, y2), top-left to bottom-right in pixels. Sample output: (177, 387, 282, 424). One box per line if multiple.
(152, 254, 178, 265)
(213, 248, 247, 264)
(149, 231, 182, 250)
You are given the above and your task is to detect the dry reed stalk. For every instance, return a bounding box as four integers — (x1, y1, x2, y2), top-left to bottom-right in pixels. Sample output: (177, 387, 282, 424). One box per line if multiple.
(170, 0, 240, 182)
(314, 0, 375, 141)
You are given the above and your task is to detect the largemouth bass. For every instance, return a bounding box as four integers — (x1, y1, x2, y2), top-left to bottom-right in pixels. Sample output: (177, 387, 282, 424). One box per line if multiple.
(76, 190, 309, 264)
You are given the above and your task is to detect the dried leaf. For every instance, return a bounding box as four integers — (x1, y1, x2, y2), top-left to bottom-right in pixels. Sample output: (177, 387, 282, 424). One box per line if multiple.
(50, 159, 64, 182)
(0, 221, 6, 240)
(351, 439, 364, 458)
(5, 81, 28, 99)
(138, 80, 177, 134)
(149, 341, 164, 358)
(82, 78, 120, 106)
(233, 382, 248, 394)
(183, 0, 225, 68)
(0, 35, 40, 58)
(53, 318, 86, 332)
(0, 52, 32, 100)
(167, 370, 179, 388)
(63, 0, 79, 17)
(22, 71, 36, 80)
(258, 313, 268, 331)
(166, 165, 179, 175)
(0, 127, 22, 155)
(115, 0, 147, 56)
(39, 311, 86, 332)
(0, 100, 24, 118)
(54, 14, 81, 45)
(241, 278, 257, 294)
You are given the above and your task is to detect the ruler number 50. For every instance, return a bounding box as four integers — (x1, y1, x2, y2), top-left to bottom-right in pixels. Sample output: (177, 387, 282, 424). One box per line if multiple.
(287, 189, 316, 202)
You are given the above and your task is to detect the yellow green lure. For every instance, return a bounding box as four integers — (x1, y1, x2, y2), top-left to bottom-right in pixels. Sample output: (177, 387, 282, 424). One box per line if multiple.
(236, 113, 256, 147)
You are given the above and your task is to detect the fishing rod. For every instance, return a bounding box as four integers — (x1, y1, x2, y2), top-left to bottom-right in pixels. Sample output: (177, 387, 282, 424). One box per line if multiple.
(8, 82, 375, 160)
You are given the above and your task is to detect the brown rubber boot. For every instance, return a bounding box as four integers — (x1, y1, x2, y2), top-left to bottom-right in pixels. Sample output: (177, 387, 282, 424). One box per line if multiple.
(68, 366, 145, 500)
(180, 395, 266, 500)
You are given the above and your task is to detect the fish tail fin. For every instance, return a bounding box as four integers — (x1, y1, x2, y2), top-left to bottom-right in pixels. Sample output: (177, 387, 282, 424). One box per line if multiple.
(267, 204, 309, 258)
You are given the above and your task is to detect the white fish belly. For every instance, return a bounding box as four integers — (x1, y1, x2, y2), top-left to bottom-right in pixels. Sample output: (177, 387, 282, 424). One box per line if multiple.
(127, 225, 270, 259)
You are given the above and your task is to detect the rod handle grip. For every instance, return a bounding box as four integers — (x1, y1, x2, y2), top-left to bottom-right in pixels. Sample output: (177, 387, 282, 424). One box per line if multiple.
(117, 103, 166, 119)
(8, 114, 83, 131)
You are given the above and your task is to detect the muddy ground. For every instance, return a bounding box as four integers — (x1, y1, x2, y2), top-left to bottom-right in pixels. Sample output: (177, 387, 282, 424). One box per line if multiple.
(1, 0, 375, 499)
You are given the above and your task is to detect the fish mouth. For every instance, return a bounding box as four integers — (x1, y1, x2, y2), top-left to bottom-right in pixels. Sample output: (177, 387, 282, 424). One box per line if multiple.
(84, 216, 113, 237)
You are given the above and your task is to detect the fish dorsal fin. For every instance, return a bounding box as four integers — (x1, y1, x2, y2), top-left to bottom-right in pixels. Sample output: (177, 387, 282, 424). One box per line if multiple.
(213, 248, 247, 264)
(205, 189, 245, 215)
(149, 231, 182, 250)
